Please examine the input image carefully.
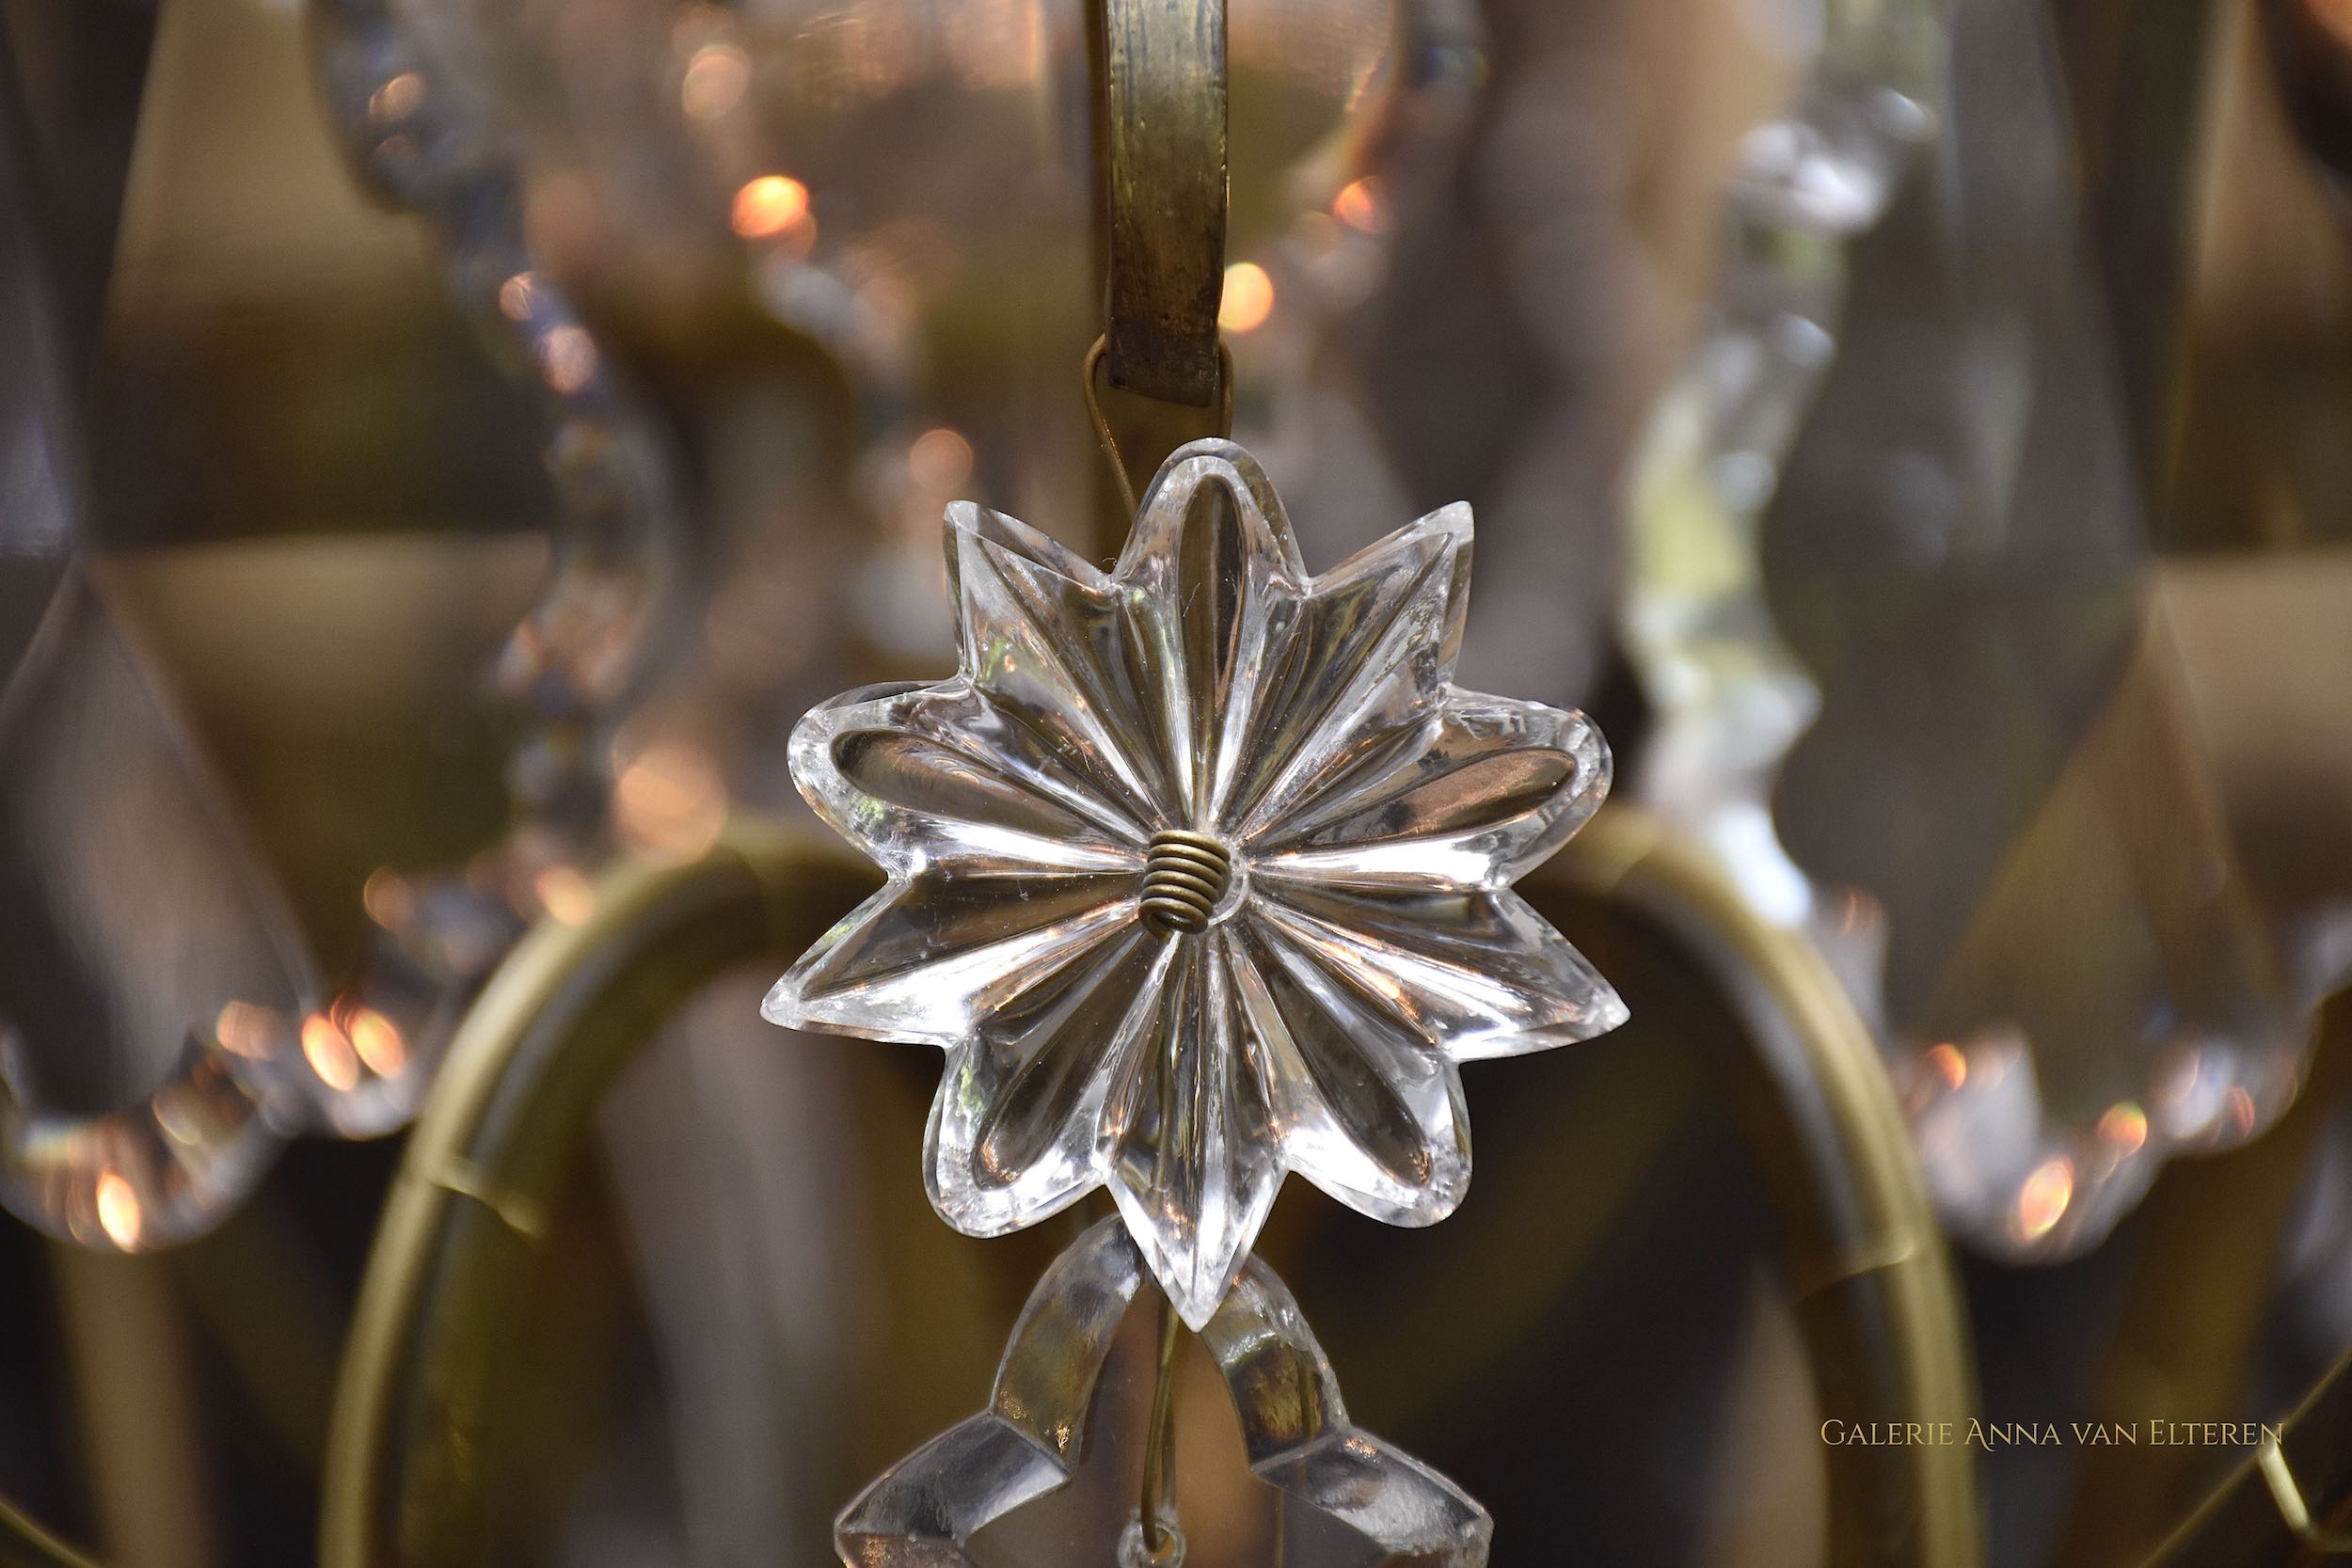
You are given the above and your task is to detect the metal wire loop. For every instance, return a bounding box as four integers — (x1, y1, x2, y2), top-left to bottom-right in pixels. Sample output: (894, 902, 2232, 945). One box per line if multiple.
(1082, 335, 1235, 521)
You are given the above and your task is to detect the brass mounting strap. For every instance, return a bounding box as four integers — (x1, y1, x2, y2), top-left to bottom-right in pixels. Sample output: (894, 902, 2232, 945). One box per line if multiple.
(1100, 0, 1228, 406)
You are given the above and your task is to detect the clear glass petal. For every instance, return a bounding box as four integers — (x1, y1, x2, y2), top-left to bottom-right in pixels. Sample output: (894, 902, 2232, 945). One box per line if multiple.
(1222, 503, 1472, 842)
(1228, 919, 1470, 1229)
(790, 682, 1149, 876)
(764, 875, 1136, 1045)
(772, 436, 1622, 1326)
(1113, 443, 1309, 825)
(1251, 693, 1609, 893)
(927, 928, 1173, 1236)
(1252, 883, 1628, 1060)
(946, 501, 1177, 829)
(1101, 941, 1283, 1330)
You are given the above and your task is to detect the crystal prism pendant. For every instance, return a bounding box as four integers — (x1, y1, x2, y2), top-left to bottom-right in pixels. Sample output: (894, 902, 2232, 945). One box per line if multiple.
(835, 1216, 1491, 1568)
(0, 76, 325, 1245)
(765, 440, 1624, 1326)
(1619, 0, 2333, 1258)
(1760, 0, 2315, 1256)
(0, 573, 318, 1249)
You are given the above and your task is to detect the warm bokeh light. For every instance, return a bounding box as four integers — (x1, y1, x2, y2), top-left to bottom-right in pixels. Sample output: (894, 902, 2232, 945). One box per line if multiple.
(614, 741, 728, 863)
(214, 1001, 278, 1058)
(497, 272, 539, 322)
(94, 1172, 142, 1249)
(2155, 1044, 2202, 1107)
(2013, 1157, 2074, 1243)
(152, 1087, 202, 1148)
(731, 175, 811, 239)
(346, 1006, 408, 1078)
(538, 325, 598, 394)
(1332, 176, 1388, 233)
(1218, 261, 1275, 333)
(909, 426, 975, 491)
(301, 1014, 360, 1093)
(2097, 1101, 2149, 1155)
(680, 43, 751, 121)
(361, 866, 415, 929)
(367, 71, 425, 124)
(535, 865, 597, 927)
(523, 171, 601, 275)
(1922, 1041, 1966, 1091)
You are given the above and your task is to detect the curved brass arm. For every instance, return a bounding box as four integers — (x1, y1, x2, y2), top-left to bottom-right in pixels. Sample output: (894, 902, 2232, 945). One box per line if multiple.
(317, 826, 872, 1567)
(322, 807, 1981, 1566)
(1532, 809, 1984, 1568)
(0, 1497, 100, 1568)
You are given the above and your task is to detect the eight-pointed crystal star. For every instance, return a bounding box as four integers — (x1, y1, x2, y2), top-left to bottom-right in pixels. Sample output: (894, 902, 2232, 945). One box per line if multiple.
(763, 439, 1627, 1328)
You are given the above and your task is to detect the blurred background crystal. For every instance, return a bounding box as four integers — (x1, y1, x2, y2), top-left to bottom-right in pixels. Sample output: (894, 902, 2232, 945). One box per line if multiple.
(1623, 0, 1939, 928)
(1763, 0, 2219, 1259)
(10, 0, 2352, 1562)
(0, 0, 323, 1249)
(1626, 0, 2352, 1263)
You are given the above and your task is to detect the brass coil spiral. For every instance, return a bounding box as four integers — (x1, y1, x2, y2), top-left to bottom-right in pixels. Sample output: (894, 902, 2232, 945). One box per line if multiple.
(1140, 831, 1232, 934)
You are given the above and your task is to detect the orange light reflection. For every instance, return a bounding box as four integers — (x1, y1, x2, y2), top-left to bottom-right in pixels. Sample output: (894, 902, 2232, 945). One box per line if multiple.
(347, 1006, 408, 1078)
(732, 175, 811, 239)
(2013, 1157, 2074, 1243)
(2097, 1101, 2148, 1155)
(95, 1172, 142, 1249)
(1219, 262, 1274, 333)
(909, 427, 975, 491)
(302, 1014, 360, 1093)
(682, 44, 752, 120)
(536, 865, 597, 927)
(1333, 176, 1388, 233)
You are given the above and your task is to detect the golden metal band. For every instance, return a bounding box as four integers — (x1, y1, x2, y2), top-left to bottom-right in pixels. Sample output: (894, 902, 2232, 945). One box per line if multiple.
(1100, 0, 1228, 405)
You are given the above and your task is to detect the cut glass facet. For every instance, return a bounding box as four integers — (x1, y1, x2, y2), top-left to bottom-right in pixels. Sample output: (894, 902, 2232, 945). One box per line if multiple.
(766, 440, 1623, 1326)
(834, 1215, 1493, 1567)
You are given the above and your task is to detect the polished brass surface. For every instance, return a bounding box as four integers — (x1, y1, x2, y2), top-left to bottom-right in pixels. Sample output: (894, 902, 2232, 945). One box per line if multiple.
(2144, 1338, 2352, 1565)
(1534, 809, 1984, 1568)
(318, 826, 871, 1567)
(1140, 829, 1232, 934)
(1100, 0, 1228, 404)
(0, 1497, 100, 1568)
(2257, 1438, 2352, 1552)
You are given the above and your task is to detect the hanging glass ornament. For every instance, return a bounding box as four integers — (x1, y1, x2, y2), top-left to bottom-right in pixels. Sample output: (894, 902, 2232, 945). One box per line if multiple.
(1620, 0, 1941, 932)
(759, 0, 1630, 1544)
(306, 0, 691, 1132)
(0, 0, 712, 1256)
(834, 1216, 1491, 1567)
(374, 0, 1487, 670)
(766, 439, 1621, 1325)
(1625, 0, 2347, 1260)
(0, 21, 321, 1249)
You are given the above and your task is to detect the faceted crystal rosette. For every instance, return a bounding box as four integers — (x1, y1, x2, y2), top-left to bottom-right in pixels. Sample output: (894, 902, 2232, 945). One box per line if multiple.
(764, 439, 1625, 1326)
